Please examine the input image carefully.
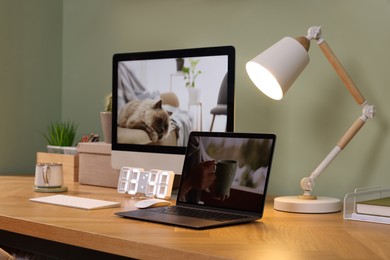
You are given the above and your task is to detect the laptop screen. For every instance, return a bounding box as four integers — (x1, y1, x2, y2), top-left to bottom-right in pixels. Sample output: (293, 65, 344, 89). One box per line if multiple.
(177, 132, 276, 214)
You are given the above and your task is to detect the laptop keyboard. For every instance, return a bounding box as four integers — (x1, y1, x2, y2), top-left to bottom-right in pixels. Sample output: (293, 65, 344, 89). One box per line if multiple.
(147, 206, 247, 222)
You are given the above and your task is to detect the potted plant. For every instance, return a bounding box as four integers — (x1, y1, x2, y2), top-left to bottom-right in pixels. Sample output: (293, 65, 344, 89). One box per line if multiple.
(183, 58, 202, 88)
(100, 93, 112, 143)
(43, 120, 79, 154)
(182, 58, 202, 105)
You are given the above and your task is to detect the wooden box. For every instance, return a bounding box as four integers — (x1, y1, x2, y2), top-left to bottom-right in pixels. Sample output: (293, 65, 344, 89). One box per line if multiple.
(36, 152, 79, 183)
(78, 142, 120, 188)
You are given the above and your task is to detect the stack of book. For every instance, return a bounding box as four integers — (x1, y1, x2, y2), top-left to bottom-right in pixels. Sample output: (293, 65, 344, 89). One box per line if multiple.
(356, 197, 390, 218)
(344, 187, 390, 225)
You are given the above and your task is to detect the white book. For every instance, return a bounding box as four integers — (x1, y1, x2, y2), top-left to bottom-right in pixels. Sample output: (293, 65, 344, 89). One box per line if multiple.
(356, 197, 390, 217)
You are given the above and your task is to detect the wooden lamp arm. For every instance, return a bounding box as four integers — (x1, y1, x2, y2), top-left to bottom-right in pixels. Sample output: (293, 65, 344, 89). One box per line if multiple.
(300, 116, 367, 194)
(318, 40, 366, 105)
(306, 26, 367, 105)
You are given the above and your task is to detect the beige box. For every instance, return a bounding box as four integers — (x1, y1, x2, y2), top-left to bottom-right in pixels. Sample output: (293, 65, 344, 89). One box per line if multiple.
(36, 152, 79, 183)
(78, 142, 120, 188)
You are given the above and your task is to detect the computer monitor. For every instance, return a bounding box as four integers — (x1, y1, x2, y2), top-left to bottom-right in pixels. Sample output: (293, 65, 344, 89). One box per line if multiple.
(111, 46, 235, 175)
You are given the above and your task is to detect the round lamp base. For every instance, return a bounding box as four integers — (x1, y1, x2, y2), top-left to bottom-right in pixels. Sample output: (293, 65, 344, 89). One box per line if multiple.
(274, 196, 341, 213)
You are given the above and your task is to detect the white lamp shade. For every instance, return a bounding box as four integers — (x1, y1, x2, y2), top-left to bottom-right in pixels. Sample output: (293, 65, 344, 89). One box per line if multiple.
(246, 37, 310, 100)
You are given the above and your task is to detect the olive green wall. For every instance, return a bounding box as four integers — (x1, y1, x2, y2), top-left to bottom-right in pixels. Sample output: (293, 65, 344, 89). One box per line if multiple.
(62, 0, 390, 199)
(0, 0, 62, 174)
(3, 0, 390, 200)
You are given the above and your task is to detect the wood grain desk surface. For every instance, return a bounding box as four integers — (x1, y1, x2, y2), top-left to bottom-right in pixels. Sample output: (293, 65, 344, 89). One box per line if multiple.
(1, 176, 390, 260)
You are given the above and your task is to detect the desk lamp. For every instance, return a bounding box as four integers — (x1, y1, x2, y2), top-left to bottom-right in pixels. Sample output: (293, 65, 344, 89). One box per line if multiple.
(246, 26, 375, 213)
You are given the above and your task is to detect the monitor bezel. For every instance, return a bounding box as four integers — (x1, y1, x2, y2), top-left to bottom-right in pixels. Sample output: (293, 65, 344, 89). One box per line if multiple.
(112, 45, 235, 155)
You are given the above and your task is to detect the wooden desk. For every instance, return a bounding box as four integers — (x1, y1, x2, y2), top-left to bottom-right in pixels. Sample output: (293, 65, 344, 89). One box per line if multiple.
(1, 176, 390, 259)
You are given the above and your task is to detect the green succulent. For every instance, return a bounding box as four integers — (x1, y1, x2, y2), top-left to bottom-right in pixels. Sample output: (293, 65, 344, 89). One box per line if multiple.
(43, 120, 78, 146)
(104, 93, 112, 112)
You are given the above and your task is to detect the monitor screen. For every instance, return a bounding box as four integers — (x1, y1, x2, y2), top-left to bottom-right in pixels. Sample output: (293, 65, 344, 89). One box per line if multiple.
(111, 46, 235, 174)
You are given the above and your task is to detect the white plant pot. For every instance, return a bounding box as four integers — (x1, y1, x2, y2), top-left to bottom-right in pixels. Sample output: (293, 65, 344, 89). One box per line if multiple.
(188, 88, 200, 105)
(47, 145, 78, 155)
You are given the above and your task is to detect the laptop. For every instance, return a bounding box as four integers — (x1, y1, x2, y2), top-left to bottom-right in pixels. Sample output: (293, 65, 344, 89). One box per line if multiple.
(115, 131, 276, 229)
